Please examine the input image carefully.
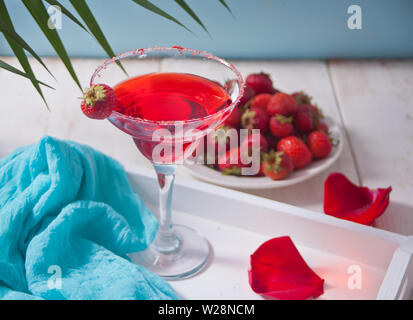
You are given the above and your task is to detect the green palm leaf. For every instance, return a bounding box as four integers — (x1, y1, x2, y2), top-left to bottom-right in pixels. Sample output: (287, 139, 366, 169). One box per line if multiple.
(44, 0, 89, 32)
(0, 0, 50, 108)
(0, 59, 53, 89)
(0, 13, 53, 78)
(68, 0, 126, 75)
(218, 0, 232, 15)
(22, 0, 82, 90)
(0, 0, 233, 110)
(131, 0, 192, 33)
(174, 0, 208, 33)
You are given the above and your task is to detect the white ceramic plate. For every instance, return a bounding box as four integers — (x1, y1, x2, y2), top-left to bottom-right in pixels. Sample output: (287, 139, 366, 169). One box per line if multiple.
(182, 117, 344, 189)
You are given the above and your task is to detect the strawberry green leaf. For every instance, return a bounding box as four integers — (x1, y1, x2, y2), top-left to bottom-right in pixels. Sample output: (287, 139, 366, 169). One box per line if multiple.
(222, 166, 242, 176)
(68, 0, 127, 75)
(275, 114, 293, 124)
(131, 0, 193, 34)
(22, 0, 82, 90)
(174, 0, 208, 34)
(262, 150, 284, 173)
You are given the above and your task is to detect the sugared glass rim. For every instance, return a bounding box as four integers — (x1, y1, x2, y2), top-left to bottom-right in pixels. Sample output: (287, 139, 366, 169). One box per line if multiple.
(89, 46, 245, 126)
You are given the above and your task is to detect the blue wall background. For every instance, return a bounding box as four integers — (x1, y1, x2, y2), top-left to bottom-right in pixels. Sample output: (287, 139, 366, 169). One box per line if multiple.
(0, 0, 412, 59)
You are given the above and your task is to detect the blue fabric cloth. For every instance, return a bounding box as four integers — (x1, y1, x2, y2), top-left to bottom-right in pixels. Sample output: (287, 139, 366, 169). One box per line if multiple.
(0, 136, 178, 300)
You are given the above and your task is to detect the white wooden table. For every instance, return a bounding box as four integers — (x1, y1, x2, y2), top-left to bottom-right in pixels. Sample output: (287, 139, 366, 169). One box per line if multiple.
(1, 57, 412, 236)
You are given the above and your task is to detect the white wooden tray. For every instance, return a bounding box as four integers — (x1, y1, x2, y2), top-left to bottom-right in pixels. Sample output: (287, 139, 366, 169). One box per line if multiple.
(126, 165, 413, 300)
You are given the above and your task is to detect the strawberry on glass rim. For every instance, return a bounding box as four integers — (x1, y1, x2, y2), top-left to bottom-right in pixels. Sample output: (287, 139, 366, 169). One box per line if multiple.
(81, 84, 116, 119)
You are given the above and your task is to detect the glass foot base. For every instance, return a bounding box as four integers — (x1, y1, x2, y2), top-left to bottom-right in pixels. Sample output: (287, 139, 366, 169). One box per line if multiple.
(128, 224, 211, 280)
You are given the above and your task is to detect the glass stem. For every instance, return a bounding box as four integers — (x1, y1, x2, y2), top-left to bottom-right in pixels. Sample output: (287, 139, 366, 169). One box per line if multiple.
(152, 164, 180, 254)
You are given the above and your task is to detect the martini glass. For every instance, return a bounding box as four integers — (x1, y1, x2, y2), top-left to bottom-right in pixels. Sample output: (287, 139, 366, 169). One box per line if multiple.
(90, 47, 244, 279)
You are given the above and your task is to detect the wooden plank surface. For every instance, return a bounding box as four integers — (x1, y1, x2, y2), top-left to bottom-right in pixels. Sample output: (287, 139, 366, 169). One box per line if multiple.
(328, 60, 413, 235)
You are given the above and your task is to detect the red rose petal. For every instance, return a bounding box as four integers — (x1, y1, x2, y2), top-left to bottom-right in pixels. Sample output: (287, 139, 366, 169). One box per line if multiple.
(324, 173, 392, 225)
(249, 236, 324, 300)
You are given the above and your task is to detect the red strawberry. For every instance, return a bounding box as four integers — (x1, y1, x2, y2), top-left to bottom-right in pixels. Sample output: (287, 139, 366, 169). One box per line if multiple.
(261, 150, 294, 180)
(205, 125, 234, 155)
(218, 147, 248, 176)
(250, 93, 272, 110)
(294, 110, 314, 133)
(246, 73, 273, 95)
(300, 104, 323, 118)
(299, 104, 324, 129)
(240, 132, 268, 157)
(267, 93, 298, 116)
(239, 85, 256, 107)
(241, 106, 269, 133)
(269, 114, 294, 138)
(224, 106, 243, 128)
(309, 105, 323, 118)
(270, 87, 280, 95)
(292, 91, 312, 105)
(201, 125, 237, 164)
(265, 133, 279, 150)
(277, 136, 312, 169)
(316, 122, 329, 134)
(307, 131, 332, 158)
(81, 84, 116, 119)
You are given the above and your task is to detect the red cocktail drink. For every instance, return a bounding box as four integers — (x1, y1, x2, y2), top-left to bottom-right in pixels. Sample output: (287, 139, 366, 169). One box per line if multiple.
(90, 47, 244, 279)
(113, 73, 231, 162)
